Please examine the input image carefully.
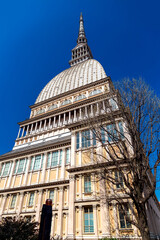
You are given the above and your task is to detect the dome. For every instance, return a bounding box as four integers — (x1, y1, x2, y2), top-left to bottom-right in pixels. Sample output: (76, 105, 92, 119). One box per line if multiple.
(35, 59, 107, 104)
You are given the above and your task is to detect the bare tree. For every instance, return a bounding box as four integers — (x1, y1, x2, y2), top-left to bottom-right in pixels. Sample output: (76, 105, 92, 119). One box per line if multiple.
(82, 78, 160, 240)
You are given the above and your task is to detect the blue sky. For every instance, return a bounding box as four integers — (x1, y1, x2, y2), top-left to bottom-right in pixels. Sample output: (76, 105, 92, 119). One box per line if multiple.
(0, 0, 160, 198)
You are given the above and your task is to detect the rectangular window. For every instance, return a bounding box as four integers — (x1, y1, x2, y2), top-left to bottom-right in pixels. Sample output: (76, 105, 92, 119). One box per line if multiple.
(76, 132, 80, 149)
(82, 130, 90, 148)
(2, 162, 11, 177)
(66, 148, 70, 164)
(119, 204, 132, 229)
(115, 171, 123, 189)
(118, 122, 125, 140)
(47, 153, 51, 168)
(51, 151, 58, 167)
(84, 176, 91, 193)
(59, 150, 63, 166)
(49, 190, 54, 203)
(0, 164, 5, 177)
(33, 155, 41, 171)
(84, 207, 94, 233)
(28, 193, 34, 206)
(30, 157, 34, 171)
(17, 159, 25, 174)
(93, 131, 96, 146)
(10, 195, 16, 208)
(101, 128, 106, 143)
(107, 124, 118, 142)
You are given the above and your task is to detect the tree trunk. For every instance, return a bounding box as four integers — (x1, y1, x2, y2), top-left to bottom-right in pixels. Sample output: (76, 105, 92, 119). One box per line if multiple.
(137, 210, 150, 240)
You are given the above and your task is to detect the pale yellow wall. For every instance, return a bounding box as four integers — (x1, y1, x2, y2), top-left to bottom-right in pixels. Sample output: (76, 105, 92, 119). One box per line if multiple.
(97, 206, 102, 235)
(31, 173, 38, 184)
(0, 178, 6, 189)
(27, 173, 31, 185)
(75, 207, 79, 236)
(50, 170, 56, 181)
(14, 176, 21, 187)
(62, 214, 66, 237)
(82, 151, 91, 165)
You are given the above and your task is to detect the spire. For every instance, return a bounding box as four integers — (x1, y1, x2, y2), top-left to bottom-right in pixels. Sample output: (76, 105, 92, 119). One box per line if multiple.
(78, 13, 86, 38)
(69, 13, 93, 67)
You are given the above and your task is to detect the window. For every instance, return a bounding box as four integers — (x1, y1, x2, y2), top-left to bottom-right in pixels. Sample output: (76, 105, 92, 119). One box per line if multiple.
(82, 130, 90, 148)
(10, 195, 16, 208)
(49, 190, 54, 203)
(51, 151, 58, 167)
(84, 176, 91, 193)
(61, 99, 71, 106)
(2, 162, 11, 177)
(110, 98, 118, 110)
(28, 193, 34, 206)
(118, 122, 125, 140)
(66, 148, 70, 164)
(37, 109, 45, 115)
(107, 124, 118, 142)
(76, 132, 80, 149)
(15, 159, 25, 174)
(84, 207, 94, 233)
(89, 89, 102, 97)
(74, 94, 86, 102)
(115, 171, 123, 189)
(48, 104, 58, 110)
(59, 150, 63, 166)
(93, 131, 97, 146)
(30, 155, 43, 171)
(118, 204, 132, 229)
(101, 128, 106, 143)
(33, 155, 41, 171)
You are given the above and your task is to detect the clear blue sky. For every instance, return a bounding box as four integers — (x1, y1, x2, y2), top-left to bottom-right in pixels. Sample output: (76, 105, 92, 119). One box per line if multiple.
(0, 1, 160, 197)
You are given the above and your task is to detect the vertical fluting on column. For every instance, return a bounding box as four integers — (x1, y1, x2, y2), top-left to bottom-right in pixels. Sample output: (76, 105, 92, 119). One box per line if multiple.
(17, 191, 24, 216)
(57, 187, 64, 236)
(35, 189, 43, 222)
(93, 204, 98, 237)
(67, 175, 75, 239)
(100, 178, 111, 237)
(112, 201, 119, 237)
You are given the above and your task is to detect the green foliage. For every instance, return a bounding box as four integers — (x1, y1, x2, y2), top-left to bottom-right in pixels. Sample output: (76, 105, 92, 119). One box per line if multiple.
(0, 217, 39, 240)
(102, 238, 118, 240)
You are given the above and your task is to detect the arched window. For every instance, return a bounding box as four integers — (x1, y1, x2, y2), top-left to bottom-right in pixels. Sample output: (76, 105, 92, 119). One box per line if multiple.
(89, 89, 102, 97)
(61, 99, 71, 106)
(74, 94, 86, 102)
(48, 104, 58, 111)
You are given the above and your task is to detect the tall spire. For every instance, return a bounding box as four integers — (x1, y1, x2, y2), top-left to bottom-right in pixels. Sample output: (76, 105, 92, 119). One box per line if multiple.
(78, 13, 86, 38)
(69, 13, 93, 67)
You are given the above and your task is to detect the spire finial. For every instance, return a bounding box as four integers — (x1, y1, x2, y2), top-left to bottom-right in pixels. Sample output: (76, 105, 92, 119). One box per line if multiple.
(69, 13, 93, 66)
(79, 12, 85, 38)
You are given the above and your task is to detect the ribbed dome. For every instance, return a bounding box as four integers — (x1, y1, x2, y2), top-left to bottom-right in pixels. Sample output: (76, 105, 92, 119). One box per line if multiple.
(35, 59, 107, 103)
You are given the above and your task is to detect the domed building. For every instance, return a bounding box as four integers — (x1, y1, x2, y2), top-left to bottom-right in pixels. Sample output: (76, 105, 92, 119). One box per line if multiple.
(0, 14, 160, 240)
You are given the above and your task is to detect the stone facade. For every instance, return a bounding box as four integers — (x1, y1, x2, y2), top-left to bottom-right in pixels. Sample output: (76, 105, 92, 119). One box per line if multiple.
(0, 14, 160, 240)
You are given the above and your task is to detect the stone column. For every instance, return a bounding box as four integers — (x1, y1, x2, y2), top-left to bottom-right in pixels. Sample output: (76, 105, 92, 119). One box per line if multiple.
(79, 108, 82, 120)
(53, 116, 56, 128)
(57, 187, 64, 236)
(71, 132, 76, 167)
(54, 188, 58, 209)
(35, 190, 43, 222)
(96, 102, 99, 115)
(21, 127, 25, 137)
(69, 111, 71, 123)
(67, 176, 75, 239)
(93, 204, 98, 237)
(48, 118, 51, 129)
(26, 125, 29, 136)
(85, 106, 88, 118)
(44, 119, 47, 130)
(35, 122, 38, 133)
(73, 110, 77, 122)
(17, 127, 21, 138)
(23, 156, 31, 185)
(79, 174, 82, 200)
(91, 173, 96, 197)
(90, 104, 94, 117)
(79, 206, 83, 237)
(39, 121, 42, 131)
(64, 113, 66, 125)
(17, 191, 24, 215)
(112, 202, 119, 237)
(41, 152, 47, 183)
(30, 124, 33, 134)
(58, 115, 61, 127)
(0, 194, 7, 219)
(51, 213, 56, 237)
(6, 161, 15, 188)
(99, 178, 111, 237)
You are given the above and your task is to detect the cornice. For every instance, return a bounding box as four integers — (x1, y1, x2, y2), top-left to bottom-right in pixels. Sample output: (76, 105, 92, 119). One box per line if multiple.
(0, 137, 71, 161)
(0, 179, 69, 194)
